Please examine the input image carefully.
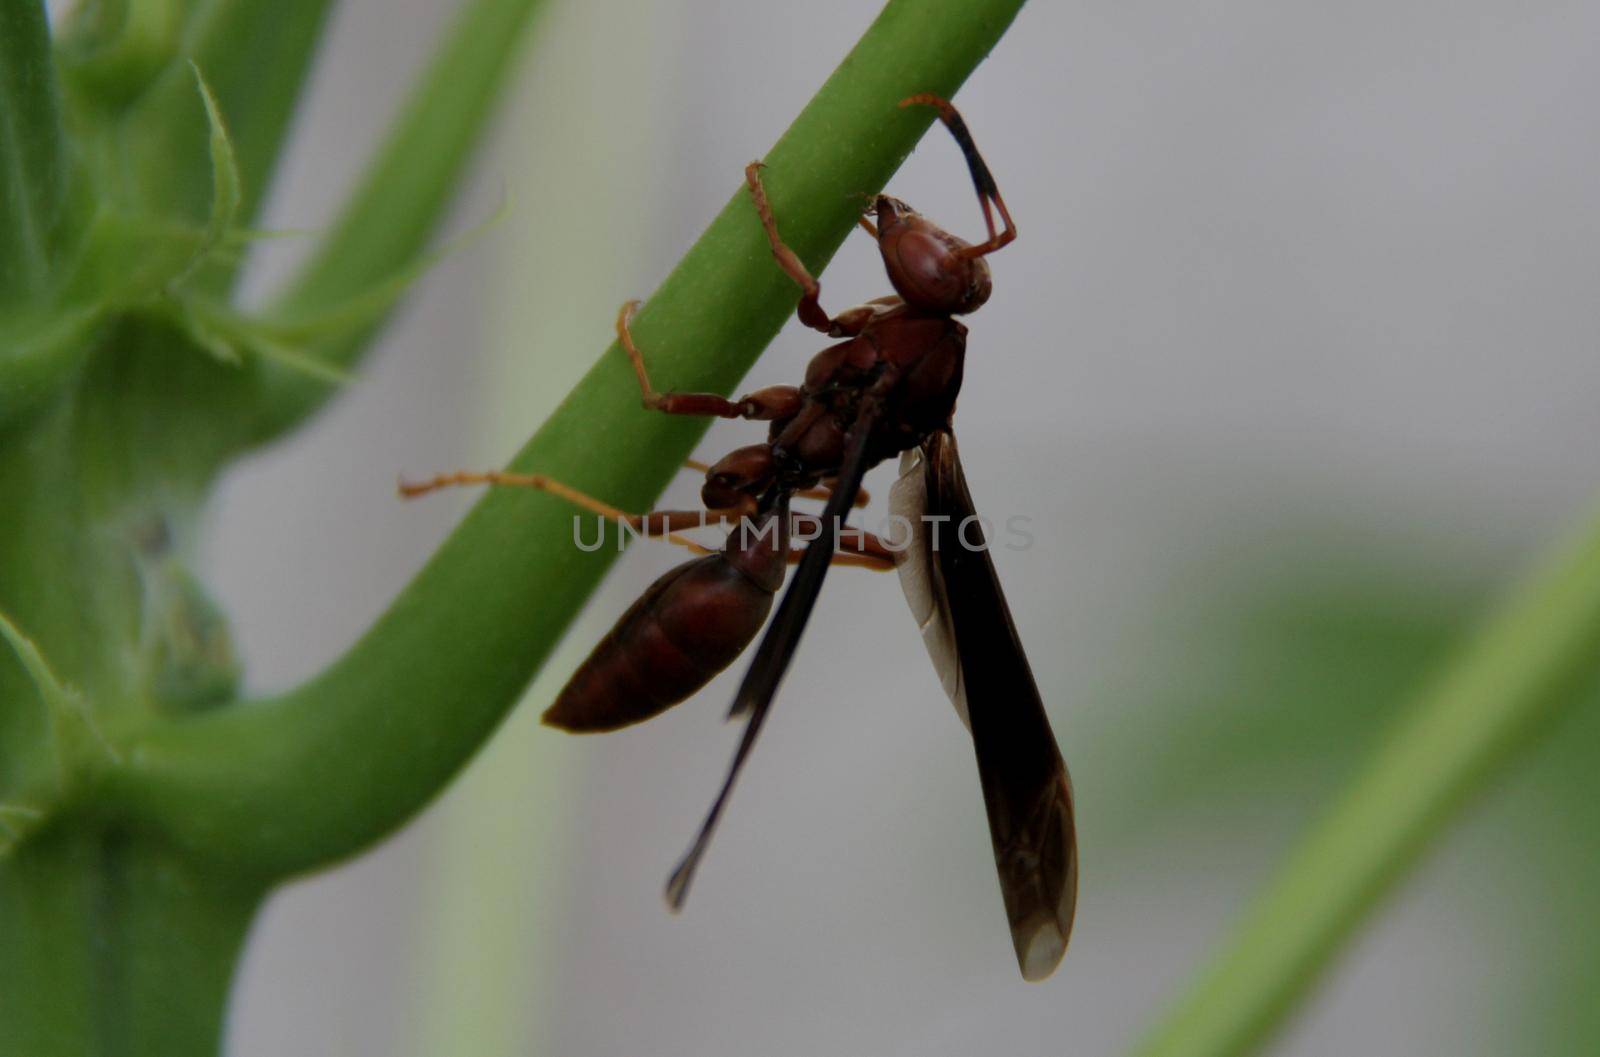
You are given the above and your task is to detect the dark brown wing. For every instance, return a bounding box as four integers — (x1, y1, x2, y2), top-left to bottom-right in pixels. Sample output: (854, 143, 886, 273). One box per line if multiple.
(664, 398, 881, 910)
(897, 430, 1077, 981)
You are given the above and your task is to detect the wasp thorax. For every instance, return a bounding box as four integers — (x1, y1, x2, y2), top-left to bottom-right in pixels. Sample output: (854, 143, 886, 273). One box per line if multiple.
(875, 196, 992, 315)
(701, 444, 774, 510)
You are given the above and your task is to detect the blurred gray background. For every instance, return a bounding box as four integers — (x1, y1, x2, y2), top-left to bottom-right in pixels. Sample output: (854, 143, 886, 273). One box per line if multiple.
(156, 0, 1600, 1053)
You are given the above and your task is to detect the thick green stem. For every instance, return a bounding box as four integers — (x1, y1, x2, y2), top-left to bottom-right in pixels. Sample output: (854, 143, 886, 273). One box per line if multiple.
(111, 0, 1028, 878)
(0, 0, 70, 302)
(0, 823, 260, 1057)
(1130, 503, 1600, 1057)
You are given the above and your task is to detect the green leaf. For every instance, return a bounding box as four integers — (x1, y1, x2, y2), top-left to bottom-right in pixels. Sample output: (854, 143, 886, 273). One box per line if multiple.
(127, 62, 242, 296)
(239, 191, 506, 351)
(252, 0, 552, 442)
(117, 0, 337, 246)
(1129, 505, 1600, 1057)
(114, 0, 1030, 878)
(0, 606, 111, 794)
(182, 190, 507, 377)
(173, 297, 242, 366)
(189, 62, 239, 264)
(0, 1, 71, 301)
(177, 296, 351, 384)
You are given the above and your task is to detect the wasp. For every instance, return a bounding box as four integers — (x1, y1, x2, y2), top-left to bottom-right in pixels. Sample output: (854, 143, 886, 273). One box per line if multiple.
(404, 95, 1076, 981)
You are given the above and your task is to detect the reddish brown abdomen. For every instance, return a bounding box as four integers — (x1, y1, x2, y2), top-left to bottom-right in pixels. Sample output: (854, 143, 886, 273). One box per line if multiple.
(542, 554, 779, 732)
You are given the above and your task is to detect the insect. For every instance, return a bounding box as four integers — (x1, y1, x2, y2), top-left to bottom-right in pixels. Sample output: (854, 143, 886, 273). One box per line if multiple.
(402, 95, 1077, 981)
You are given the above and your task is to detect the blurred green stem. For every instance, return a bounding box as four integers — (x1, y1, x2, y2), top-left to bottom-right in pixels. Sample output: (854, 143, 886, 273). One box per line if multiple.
(0, 0, 70, 301)
(1131, 504, 1600, 1057)
(252, 0, 553, 442)
(0, 828, 261, 1056)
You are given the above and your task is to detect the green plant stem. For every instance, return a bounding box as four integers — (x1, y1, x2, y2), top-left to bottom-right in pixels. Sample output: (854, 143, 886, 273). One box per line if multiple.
(0, 0, 69, 302)
(3, 2, 565, 1052)
(1130, 503, 1600, 1057)
(252, 0, 552, 444)
(111, 0, 1029, 878)
(0, 825, 261, 1057)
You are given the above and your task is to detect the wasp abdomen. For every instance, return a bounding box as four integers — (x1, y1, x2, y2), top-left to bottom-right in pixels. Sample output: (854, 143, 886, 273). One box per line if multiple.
(543, 553, 779, 733)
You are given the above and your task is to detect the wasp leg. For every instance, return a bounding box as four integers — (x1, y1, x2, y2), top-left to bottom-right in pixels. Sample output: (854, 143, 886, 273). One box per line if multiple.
(791, 477, 871, 508)
(744, 162, 878, 338)
(617, 302, 801, 421)
(788, 513, 897, 570)
(398, 469, 750, 555)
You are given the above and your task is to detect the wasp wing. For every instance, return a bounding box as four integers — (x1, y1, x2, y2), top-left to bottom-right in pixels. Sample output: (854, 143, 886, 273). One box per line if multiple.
(665, 399, 881, 910)
(890, 431, 1077, 981)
